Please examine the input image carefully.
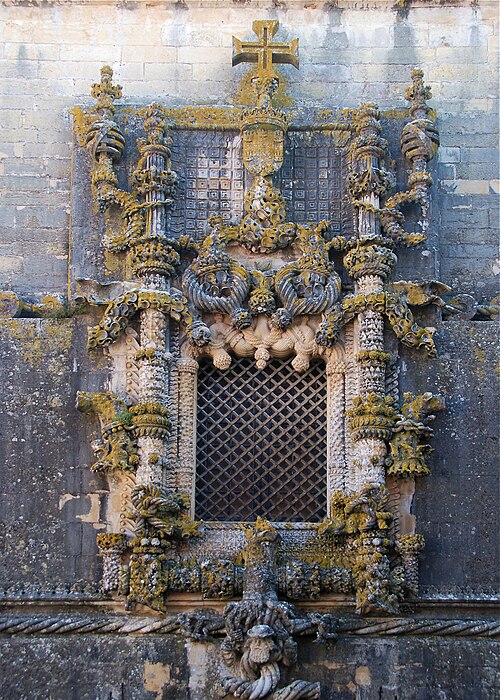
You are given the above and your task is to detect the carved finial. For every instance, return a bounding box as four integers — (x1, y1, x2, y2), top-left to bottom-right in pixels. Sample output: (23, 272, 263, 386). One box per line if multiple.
(140, 102, 170, 147)
(354, 103, 382, 136)
(405, 69, 432, 118)
(91, 65, 122, 118)
(232, 20, 299, 77)
(401, 69, 439, 167)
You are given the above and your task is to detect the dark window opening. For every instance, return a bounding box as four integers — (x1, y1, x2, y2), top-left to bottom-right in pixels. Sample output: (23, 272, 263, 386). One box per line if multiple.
(195, 356, 327, 522)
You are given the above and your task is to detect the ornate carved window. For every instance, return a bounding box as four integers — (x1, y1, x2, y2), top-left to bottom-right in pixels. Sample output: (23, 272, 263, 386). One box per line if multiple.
(195, 356, 327, 522)
(74, 19, 444, 700)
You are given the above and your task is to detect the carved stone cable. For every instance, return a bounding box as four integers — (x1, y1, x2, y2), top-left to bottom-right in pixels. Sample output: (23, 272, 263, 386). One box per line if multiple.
(0, 614, 498, 639)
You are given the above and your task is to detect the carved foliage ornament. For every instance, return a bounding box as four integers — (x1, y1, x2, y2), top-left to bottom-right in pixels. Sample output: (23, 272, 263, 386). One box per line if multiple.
(75, 19, 445, 700)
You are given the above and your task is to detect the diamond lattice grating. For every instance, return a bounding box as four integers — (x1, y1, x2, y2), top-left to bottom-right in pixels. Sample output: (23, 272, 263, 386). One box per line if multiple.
(195, 357, 327, 522)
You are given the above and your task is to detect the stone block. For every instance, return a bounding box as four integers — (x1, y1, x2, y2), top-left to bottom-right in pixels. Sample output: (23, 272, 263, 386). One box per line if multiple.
(456, 162, 499, 179)
(438, 146, 460, 163)
(62, 44, 121, 63)
(121, 45, 176, 64)
(177, 45, 229, 65)
(4, 42, 61, 62)
(460, 147, 499, 163)
(0, 256, 23, 274)
(347, 24, 392, 49)
(440, 179, 490, 195)
(143, 61, 192, 82)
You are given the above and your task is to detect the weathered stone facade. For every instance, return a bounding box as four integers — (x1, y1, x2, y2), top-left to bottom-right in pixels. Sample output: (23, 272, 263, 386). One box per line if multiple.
(0, 2, 498, 699)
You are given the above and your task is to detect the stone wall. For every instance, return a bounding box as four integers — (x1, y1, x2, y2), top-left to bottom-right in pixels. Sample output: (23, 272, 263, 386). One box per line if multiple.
(0, 1, 498, 699)
(1, 0, 498, 298)
(1, 635, 498, 699)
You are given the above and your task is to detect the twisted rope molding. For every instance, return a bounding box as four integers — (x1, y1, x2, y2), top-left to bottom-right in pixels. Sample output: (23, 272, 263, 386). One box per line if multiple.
(0, 615, 498, 639)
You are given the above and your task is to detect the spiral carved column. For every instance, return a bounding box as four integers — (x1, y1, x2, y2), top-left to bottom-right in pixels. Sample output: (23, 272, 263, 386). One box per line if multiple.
(345, 104, 397, 490)
(131, 105, 178, 487)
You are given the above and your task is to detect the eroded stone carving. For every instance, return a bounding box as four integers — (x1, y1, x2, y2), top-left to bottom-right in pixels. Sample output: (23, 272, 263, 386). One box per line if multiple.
(76, 390, 138, 472)
(386, 392, 445, 478)
(220, 519, 321, 700)
(74, 19, 446, 699)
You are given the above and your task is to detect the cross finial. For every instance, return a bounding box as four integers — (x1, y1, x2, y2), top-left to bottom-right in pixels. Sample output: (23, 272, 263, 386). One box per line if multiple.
(91, 65, 122, 118)
(232, 20, 299, 77)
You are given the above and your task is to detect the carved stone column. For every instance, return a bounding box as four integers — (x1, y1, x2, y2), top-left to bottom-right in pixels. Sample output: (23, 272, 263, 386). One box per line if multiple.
(132, 105, 177, 487)
(396, 533, 425, 596)
(96, 533, 127, 593)
(345, 104, 397, 490)
(133, 314, 172, 485)
(175, 358, 199, 509)
(326, 359, 346, 502)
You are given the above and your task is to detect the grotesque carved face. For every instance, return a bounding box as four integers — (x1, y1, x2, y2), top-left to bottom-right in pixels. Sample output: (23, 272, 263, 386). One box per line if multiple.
(245, 625, 277, 664)
(190, 322, 212, 347)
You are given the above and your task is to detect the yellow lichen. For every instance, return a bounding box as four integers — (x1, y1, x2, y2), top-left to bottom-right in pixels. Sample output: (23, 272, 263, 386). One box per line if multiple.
(5, 319, 73, 372)
(234, 68, 294, 108)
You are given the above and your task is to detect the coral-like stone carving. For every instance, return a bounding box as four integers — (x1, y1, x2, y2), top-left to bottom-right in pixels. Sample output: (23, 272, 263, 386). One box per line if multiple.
(76, 391, 138, 472)
(182, 217, 252, 328)
(318, 293, 436, 355)
(272, 222, 341, 328)
(127, 484, 202, 611)
(318, 486, 402, 614)
(88, 289, 210, 349)
(220, 519, 320, 700)
(386, 392, 445, 478)
(348, 393, 397, 442)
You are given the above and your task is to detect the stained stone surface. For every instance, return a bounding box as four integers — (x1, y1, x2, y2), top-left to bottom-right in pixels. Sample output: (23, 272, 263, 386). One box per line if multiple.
(0, 316, 109, 594)
(0, 636, 498, 700)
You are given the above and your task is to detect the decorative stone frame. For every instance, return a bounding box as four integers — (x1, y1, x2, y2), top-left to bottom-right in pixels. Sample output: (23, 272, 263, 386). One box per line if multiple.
(114, 312, 350, 537)
(177, 315, 347, 520)
(74, 22, 444, 697)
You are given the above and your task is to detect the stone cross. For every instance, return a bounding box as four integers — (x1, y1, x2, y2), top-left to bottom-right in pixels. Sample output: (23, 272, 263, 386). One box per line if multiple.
(232, 19, 299, 76)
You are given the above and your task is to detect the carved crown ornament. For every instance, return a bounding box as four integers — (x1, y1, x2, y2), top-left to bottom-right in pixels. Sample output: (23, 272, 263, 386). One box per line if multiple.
(73, 19, 445, 699)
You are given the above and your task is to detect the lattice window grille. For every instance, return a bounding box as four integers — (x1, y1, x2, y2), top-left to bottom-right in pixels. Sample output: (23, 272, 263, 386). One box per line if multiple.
(195, 357, 327, 522)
